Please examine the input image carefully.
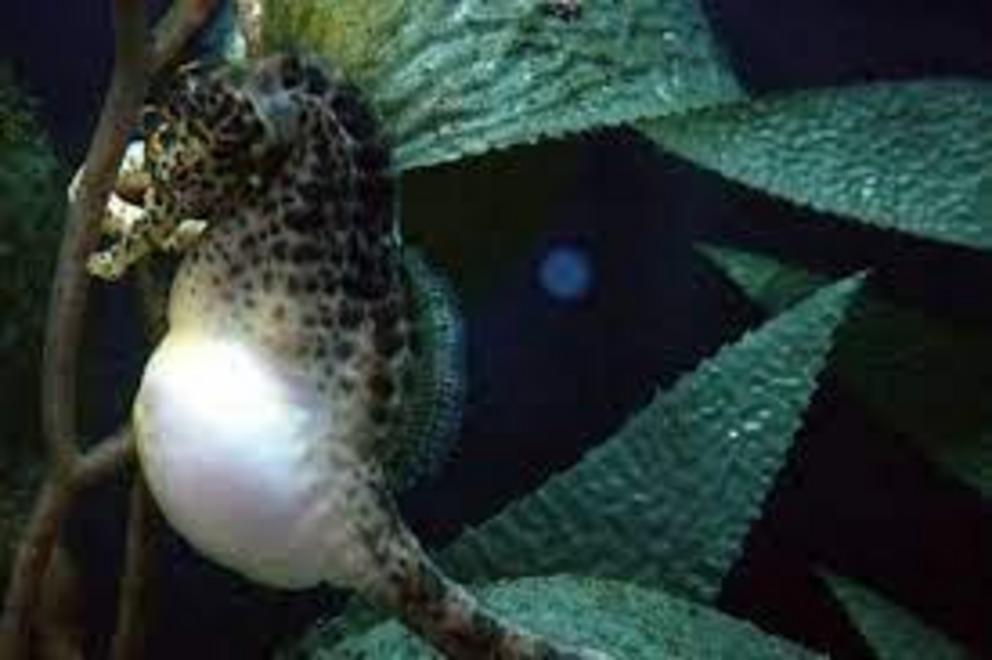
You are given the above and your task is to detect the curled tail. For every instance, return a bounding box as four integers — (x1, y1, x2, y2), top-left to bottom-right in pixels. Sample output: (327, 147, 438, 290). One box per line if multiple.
(336, 470, 610, 659)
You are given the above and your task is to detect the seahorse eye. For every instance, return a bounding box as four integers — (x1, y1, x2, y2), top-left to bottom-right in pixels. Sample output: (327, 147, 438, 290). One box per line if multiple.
(141, 106, 165, 135)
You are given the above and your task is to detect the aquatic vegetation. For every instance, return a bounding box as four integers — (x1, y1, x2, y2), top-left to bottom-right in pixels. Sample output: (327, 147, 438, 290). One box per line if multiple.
(0, 67, 63, 434)
(700, 245, 992, 499)
(0, 0, 988, 658)
(647, 82, 992, 248)
(0, 66, 63, 592)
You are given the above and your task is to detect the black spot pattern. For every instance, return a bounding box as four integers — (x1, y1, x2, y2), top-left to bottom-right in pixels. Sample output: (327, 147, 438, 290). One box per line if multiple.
(148, 54, 413, 449)
(141, 52, 602, 660)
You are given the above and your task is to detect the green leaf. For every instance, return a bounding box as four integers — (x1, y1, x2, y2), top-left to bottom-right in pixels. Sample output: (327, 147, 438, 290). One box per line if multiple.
(440, 274, 863, 603)
(314, 576, 821, 659)
(262, 0, 744, 170)
(644, 81, 992, 250)
(701, 244, 992, 499)
(823, 573, 969, 660)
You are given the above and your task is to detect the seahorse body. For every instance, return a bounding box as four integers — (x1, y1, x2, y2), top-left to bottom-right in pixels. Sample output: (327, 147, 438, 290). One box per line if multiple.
(135, 53, 412, 588)
(132, 54, 609, 659)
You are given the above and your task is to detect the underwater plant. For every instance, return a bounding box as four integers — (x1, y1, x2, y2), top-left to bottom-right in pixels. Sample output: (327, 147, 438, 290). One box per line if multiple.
(0, 0, 989, 658)
(0, 62, 64, 605)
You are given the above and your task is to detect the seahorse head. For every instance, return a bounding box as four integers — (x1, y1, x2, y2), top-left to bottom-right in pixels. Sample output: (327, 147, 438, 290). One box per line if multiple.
(142, 61, 281, 222)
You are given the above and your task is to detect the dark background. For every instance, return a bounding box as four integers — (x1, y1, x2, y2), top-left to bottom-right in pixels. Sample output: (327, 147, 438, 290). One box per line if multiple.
(2, 0, 991, 657)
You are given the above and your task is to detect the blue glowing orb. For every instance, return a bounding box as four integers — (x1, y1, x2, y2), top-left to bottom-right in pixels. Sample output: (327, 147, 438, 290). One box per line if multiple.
(538, 245, 593, 301)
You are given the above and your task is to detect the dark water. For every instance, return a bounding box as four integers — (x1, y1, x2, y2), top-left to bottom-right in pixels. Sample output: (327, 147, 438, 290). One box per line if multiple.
(2, 1, 991, 658)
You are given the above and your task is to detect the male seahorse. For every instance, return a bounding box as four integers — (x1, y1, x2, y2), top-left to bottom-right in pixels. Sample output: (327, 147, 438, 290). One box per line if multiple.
(92, 54, 610, 659)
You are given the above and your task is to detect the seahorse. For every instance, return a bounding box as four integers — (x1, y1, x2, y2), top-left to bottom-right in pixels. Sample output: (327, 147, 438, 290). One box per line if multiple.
(112, 54, 609, 659)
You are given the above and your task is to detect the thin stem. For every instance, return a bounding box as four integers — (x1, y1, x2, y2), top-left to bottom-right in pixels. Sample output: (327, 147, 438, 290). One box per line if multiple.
(3, 0, 219, 657)
(35, 544, 85, 660)
(152, 0, 220, 73)
(9, 9, 145, 631)
(0, 427, 133, 659)
(41, 0, 216, 487)
(74, 425, 136, 490)
(110, 476, 154, 660)
(40, 0, 150, 485)
(0, 481, 74, 659)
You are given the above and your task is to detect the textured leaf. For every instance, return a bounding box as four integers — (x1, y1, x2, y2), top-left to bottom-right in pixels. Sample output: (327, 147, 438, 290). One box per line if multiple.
(823, 573, 969, 660)
(701, 244, 992, 498)
(307, 576, 821, 659)
(283, 272, 862, 655)
(645, 81, 992, 249)
(262, 0, 743, 170)
(440, 275, 863, 603)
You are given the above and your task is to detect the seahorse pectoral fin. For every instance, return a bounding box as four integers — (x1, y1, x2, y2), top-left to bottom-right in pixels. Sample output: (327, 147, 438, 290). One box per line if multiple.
(160, 219, 209, 251)
(334, 473, 612, 660)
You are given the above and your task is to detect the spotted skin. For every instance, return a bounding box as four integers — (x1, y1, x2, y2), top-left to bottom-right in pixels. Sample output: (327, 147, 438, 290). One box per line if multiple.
(150, 56, 408, 469)
(135, 54, 610, 659)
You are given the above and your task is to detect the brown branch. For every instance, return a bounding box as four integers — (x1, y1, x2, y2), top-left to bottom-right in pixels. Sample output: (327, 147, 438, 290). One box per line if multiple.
(0, 480, 74, 659)
(110, 476, 154, 660)
(12, 0, 149, 637)
(35, 544, 85, 660)
(152, 0, 221, 73)
(4, 1, 221, 656)
(0, 426, 133, 659)
(42, 0, 217, 487)
(74, 425, 136, 491)
(40, 0, 150, 486)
